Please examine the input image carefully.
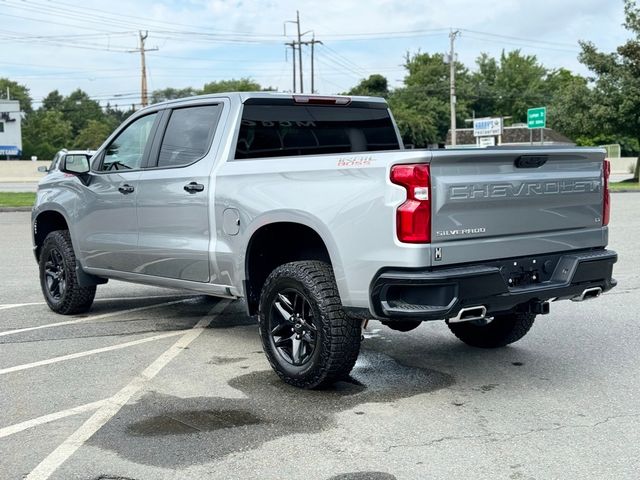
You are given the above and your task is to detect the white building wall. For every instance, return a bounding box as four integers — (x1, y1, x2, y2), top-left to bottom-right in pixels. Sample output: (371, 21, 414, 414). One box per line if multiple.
(0, 100, 23, 157)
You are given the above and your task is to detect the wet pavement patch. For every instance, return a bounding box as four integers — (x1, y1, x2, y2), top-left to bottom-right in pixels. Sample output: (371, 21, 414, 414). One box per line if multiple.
(127, 409, 261, 436)
(88, 350, 453, 468)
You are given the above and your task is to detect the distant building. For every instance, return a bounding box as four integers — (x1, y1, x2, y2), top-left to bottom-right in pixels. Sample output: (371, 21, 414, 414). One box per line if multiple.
(446, 124, 574, 148)
(0, 100, 23, 158)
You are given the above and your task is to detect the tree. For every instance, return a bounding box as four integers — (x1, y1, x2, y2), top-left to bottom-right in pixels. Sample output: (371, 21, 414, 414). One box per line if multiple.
(150, 87, 198, 104)
(346, 74, 390, 97)
(60, 89, 104, 136)
(41, 90, 64, 111)
(578, 0, 640, 177)
(73, 119, 113, 149)
(0, 78, 33, 114)
(201, 78, 265, 94)
(470, 53, 499, 118)
(545, 69, 595, 140)
(388, 52, 472, 146)
(21, 110, 73, 159)
(490, 50, 547, 123)
(104, 103, 135, 128)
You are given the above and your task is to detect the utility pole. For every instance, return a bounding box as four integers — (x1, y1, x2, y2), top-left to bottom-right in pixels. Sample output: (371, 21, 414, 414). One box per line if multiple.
(285, 13, 321, 94)
(301, 37, 322, 93)
(296, 11, 304, 93)
(285, 41, 297, 93)
(449, 30, 460, 146)
(129, 31, 158, 108)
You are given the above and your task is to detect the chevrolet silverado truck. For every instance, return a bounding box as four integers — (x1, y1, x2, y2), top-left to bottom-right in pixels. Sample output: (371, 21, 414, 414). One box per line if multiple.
(32, 92, 617, 388)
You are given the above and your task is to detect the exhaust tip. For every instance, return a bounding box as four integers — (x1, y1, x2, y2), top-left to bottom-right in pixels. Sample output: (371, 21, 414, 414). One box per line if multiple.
(449, 305, 487, 324)
(571, 287, 603, 302)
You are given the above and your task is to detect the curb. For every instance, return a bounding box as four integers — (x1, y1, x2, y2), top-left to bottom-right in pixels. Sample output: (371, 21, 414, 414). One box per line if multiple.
(0, 207, 32, 212)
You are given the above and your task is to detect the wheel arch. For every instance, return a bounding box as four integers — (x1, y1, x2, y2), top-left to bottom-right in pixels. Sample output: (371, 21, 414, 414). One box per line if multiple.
(243, 215, 344, 316)
(33, 208, 70, 261)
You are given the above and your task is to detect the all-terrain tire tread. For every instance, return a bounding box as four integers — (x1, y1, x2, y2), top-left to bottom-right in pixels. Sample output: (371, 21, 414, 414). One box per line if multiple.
(447, 311, 536, 348)
(259, 260, 361, 389)
(40, 230, 96, 315)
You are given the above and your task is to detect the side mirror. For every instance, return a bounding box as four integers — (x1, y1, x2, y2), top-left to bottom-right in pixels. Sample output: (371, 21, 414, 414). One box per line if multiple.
(61, 156, 90, 175)
(37, 166, 48, 173)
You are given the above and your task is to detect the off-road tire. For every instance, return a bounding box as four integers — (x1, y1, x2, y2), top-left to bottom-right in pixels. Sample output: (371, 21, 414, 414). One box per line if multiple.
(39, 230, 96, 315)
(258, 261, 361, 389)
(447, 312, 536, 348)
(381, 320, 422, 332)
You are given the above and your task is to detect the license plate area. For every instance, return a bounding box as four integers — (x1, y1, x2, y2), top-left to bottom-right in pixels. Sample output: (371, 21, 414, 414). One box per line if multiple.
(491, 253, 563, 288)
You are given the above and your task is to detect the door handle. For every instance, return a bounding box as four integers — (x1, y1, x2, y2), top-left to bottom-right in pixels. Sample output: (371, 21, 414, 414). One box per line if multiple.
(184, 182, 205, 193)
(118, 184, 135, 194)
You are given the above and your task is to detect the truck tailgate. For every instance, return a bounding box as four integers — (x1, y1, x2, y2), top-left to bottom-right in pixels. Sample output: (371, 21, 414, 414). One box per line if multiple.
(430, 148, 605, 244)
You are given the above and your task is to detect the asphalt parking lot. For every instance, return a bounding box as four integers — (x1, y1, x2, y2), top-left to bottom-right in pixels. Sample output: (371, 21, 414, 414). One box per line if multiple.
(1, 195, 639, 480)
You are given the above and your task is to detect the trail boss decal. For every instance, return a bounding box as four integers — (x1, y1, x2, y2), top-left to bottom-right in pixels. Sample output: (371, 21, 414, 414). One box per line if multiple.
(337, 155, 375, 167)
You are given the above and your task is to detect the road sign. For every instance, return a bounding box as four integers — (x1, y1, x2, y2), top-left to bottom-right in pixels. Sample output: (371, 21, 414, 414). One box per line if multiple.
(527, 107, 546, 129)
(478, 136, 495, 147)
(473, 117, 502, 137)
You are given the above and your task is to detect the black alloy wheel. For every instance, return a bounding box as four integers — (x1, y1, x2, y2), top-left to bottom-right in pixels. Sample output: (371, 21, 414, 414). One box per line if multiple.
(39, 230, 96, 314)
(258, 261, 361, 389)
(44, 247, 67, 301)
(268, 289, 318, 366)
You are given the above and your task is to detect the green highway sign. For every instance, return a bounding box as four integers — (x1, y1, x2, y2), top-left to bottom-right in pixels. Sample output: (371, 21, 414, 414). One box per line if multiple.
(527, 107, 547, 129)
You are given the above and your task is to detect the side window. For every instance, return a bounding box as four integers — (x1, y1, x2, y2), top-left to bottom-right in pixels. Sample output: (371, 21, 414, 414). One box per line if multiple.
(100, 113, 158, 171)
(157, 105, 222, 168)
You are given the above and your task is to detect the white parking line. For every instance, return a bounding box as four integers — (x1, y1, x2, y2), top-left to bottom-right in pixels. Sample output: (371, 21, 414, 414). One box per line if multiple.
(0, 303, 44, 310)
(25, 299, 229, 480)
(0, 330, 186, 375)
(0, 400, 107, 439)
(0, 294, 194, 311)
(0, 298, 190, 338)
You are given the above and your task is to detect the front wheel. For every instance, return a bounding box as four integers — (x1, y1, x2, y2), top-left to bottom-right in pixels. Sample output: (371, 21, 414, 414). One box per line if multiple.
(39, 230, 96, 315)
(447, 311, 536, 348)
(258, 261, 361, 389)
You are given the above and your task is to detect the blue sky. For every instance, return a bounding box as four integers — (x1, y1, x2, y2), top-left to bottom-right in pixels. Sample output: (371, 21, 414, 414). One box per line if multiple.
(0, 0, 631, 108)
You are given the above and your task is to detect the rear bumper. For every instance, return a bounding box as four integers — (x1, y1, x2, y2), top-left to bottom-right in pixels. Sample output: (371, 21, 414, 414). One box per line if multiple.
(369, 249, 617, 321)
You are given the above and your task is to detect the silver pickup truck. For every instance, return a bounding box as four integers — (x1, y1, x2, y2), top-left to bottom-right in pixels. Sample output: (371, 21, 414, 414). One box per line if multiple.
(32, 92, 617, 388)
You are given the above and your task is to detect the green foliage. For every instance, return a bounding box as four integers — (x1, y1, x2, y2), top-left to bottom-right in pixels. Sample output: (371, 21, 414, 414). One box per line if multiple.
(21, 110, 73, 159)
(575, 134, 640, 157)
(0, 78, 33, 114)
(201, 78, 265, 94)
(73, 120, 113, 150)
(387, 52, 471, 147)
(346, 74, 390, 97)
(150, 87, 198, 104)
(41, 90, 64, 111)
(60, 89, 104, 136)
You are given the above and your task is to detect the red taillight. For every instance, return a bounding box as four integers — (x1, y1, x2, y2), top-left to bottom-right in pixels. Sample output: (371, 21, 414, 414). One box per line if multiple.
(603, 159, 610, 226)
(390, 164, 431, 243)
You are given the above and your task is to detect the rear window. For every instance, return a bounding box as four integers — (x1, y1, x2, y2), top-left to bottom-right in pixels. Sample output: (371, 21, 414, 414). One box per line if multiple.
(158, 105, 222, 167)
(235, 104, 400, 160)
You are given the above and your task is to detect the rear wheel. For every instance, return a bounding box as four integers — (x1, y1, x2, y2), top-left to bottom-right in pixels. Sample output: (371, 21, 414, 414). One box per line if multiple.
(258, 261, 361, 389)
(39, 230, 96, 315)
(447, 312, 536, 348)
